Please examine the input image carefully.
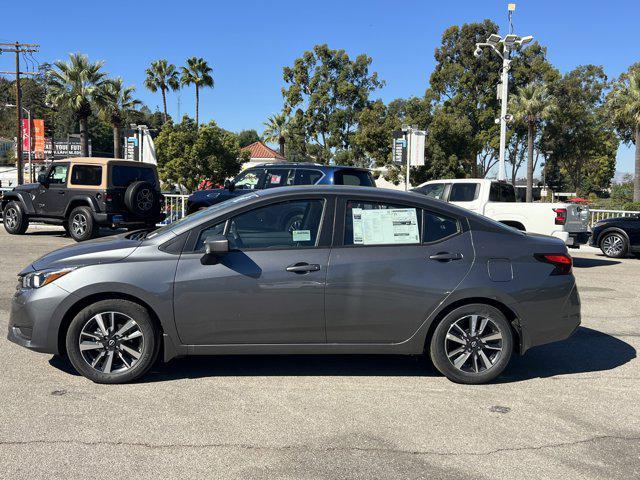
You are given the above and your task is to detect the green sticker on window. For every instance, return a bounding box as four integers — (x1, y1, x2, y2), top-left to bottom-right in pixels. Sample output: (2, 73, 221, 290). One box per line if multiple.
(292, 230, 311, 242)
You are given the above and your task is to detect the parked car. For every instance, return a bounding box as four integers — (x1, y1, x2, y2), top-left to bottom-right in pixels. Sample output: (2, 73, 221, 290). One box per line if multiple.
(589, 215, 640, 258)
(412, 179, 590, 248)
(186, 163, 376, 214)
(1, 158, 165, 242)
(8, 186, 580, 385)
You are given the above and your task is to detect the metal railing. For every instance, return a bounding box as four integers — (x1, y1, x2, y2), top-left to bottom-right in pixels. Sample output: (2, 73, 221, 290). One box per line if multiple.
(589, 209, 639, 226)
(161, 194, 189, 224)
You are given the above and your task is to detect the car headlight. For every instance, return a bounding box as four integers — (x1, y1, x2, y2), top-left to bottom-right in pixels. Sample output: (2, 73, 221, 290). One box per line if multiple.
(20, 267, 77, 289)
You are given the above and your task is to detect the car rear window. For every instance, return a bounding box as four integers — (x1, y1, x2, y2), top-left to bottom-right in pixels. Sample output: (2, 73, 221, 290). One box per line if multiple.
(70, 165, 102, 186)
(334, 169, 375, 187)
(111, 165, 157, 188)
(449, 183, 479, 202)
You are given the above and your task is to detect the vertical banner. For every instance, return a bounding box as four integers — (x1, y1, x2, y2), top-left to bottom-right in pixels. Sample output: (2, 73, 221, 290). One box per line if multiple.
(21, 118, 30, 151)
(33, 119, 45, 159)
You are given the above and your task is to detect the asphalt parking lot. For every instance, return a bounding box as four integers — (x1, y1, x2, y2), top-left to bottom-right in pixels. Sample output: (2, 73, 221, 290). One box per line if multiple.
(0, 226, 638, 479)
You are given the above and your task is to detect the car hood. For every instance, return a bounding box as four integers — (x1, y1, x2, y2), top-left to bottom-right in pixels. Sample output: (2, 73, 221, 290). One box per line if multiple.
(12, 183, 39, 192)
(26, 232, 142, 273)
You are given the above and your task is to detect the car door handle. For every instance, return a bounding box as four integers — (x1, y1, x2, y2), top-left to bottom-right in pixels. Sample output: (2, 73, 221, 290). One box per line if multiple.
(286, 262, 321, 273)
(58, 190, 66, 194)
(429, 252, 463, 262)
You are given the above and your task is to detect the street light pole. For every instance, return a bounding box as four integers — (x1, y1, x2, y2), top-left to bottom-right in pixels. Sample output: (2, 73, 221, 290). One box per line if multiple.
(497, 45, 510, 182)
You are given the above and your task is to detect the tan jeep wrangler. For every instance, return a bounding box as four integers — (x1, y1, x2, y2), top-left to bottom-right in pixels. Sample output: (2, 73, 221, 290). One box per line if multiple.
(2, 158, 165, 242)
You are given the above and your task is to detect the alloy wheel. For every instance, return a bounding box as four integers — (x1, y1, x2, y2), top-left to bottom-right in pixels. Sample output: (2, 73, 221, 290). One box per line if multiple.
(602, 234, 624, 257)
(5, 207, 18, 229)
(136, 189, 153, 211)
(72, 213, 87, 236)
(79, 311, 145, 374)
(444, 314, 503, 373)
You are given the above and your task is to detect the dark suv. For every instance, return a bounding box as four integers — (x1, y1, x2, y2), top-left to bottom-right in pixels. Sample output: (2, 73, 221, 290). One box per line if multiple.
(186, 163, 375, 213)
(2, 157, 165, 242)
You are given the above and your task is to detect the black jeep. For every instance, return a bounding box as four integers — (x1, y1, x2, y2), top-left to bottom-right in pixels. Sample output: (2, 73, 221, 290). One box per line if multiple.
(1, 158, 165, 242)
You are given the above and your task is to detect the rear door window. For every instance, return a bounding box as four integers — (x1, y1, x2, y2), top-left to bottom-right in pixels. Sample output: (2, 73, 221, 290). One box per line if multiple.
(70, 165, 102, 186)
(344, 200, 421, 246)
(413, 183, 448, 200)
(294, 169, 324, 185)
(449, 183, 478, 202)
(334, 170, 375, 187)
(111, 165, 157, 188)
(264, 168, 295, 189)
(489, 182, 516, 202)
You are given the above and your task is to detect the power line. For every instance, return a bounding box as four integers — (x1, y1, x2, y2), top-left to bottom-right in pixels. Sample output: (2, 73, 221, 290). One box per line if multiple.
(0, 41, 40, 185)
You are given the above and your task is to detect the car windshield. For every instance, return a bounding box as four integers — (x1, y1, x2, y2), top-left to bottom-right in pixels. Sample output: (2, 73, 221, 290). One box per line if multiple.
(147, 193, 259, 239)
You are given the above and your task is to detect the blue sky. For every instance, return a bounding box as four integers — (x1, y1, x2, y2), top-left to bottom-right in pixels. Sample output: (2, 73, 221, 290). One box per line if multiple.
(2, 0, 638, 173)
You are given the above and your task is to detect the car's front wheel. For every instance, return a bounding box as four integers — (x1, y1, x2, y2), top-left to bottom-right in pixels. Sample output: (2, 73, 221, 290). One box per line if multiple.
(600, 232, 628, 258)
(65, 299, 159, 384)
(429, 304, 513, 384)
(68, 206, 98, 242)
(3, 201, 29, 234)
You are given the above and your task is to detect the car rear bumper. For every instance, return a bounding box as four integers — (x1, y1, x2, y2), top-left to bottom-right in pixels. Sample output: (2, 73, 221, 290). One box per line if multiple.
(519, 283, 581, 353)
(93, 212, 166, 226)
(551, 230, 590, 246)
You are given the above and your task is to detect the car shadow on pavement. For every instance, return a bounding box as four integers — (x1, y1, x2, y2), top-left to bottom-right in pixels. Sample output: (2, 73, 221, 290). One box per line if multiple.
(573, 257, 621, 268)
(499, 326, 636, 383)
(47, 326, 631, 384)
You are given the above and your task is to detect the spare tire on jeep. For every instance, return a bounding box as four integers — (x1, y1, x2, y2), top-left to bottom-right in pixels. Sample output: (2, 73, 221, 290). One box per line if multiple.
(124, 181, 158, 216)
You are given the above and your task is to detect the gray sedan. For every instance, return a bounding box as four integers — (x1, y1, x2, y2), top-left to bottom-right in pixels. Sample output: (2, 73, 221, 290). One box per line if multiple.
(8, 186, 580, 384)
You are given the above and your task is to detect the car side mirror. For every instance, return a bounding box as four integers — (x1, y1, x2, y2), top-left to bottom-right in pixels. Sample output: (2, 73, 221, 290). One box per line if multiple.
(37, 173, 48, 185)
(201, 235, 229, 265)
(224, 179, 235, 192)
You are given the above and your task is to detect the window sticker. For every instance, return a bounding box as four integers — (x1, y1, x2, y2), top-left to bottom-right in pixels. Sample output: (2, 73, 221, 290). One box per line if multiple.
(269, 174, 282, 184)
(292, 230, 311, 242)
(352, 208, 419, 245)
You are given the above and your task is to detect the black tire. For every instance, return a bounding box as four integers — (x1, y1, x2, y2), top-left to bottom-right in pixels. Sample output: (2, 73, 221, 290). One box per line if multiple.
(68, 206, 98, 242)
(65, 299, 159, 384)
(429, 304, 513, 384)
(124, 181, 158, 216)
(599, 232, 628, 258)
(3, 201, 29, 234)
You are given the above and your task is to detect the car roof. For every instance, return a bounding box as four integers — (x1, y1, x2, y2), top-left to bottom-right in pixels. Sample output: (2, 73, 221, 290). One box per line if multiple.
(249, 163, 372, 172)
(52, 157, 156, 167)
(253, 184, 435, 204)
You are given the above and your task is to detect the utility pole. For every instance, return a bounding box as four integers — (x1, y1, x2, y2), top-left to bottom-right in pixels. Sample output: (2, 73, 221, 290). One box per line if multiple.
(0, 42, 40, 185)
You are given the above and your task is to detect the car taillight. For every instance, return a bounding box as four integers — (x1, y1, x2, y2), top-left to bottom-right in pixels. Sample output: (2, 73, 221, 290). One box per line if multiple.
(535, 253, 572, 275)
(553, 208, 567, 225)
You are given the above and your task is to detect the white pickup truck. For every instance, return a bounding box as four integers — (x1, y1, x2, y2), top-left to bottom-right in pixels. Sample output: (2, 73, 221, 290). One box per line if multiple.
(412, 179, 590, 247)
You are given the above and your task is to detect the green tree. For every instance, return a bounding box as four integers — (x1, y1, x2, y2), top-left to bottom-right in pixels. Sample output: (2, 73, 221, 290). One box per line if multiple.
(144, 59, 180, 123)
(282, 44, 384, 163)
(607, 63, 640, 201)
(180, 57, 214, 128)
(262, 113, 288, 156)
(96, 78, 141, 157)
(46, 53, 108, 157)
(510, 83, 555, 201)
(155, 118, 245, 191)
(542, 65, 618, 193)
(237, 129, 261, 148)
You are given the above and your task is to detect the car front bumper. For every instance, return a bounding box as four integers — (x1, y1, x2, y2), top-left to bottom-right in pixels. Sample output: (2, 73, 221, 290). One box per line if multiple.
(7, 282, 72, 354)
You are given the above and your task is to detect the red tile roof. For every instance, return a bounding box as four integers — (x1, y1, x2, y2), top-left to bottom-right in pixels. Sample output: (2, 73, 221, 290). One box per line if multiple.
(241, 141, 285, 160)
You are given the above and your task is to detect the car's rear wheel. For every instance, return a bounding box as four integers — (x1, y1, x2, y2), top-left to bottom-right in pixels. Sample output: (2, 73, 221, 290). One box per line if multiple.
(3, 201, 29, 234)
(429, 304, 513, 384)
(65, 299, 158, 384)
(600, 232, 628, 258)
(68, 206, 98, 242)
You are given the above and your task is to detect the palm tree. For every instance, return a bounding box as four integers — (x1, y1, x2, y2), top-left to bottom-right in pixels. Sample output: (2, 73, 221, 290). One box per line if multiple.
(96, 78, 141, 157)
(180, 57, 214, 127)
(510, 83, 555, 202)
(46, 53, 107, 157)
(608, 68, 640, 201)
(263, 113, 288, 156)
(144, 59, 179, 123)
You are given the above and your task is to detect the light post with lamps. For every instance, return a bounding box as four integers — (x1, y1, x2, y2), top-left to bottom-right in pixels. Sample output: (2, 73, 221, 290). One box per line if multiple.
(474, 4, 533, 181)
